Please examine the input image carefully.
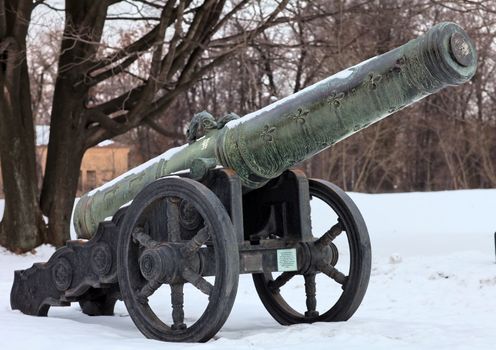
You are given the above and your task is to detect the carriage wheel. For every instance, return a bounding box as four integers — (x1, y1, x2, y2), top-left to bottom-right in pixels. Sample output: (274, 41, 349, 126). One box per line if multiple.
(253, 179, 371, 324)
(117, 177, 239, 342)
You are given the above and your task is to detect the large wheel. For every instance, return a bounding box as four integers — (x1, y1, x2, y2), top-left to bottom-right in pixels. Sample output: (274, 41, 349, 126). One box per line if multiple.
(117, 177, 239, 342)
(253, 178, 371, 324)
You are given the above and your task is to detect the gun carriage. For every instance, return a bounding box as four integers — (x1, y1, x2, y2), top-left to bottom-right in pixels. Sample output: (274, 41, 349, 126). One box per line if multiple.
(11, 23, 476, 342)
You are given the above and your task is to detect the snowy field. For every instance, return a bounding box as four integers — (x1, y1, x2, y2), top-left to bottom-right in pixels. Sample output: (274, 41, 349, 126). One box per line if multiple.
(1, 189, 496, 349)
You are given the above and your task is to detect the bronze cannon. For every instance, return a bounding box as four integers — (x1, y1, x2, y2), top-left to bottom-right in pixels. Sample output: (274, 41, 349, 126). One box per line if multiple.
(11, 22, 476, 342)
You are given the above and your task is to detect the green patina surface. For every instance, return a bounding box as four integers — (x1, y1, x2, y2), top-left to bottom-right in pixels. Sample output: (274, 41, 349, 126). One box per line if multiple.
(74, 22, 476, 238)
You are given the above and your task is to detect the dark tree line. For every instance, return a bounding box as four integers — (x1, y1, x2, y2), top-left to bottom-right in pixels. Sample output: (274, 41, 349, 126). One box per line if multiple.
(1, 0, 495, 252)
(130, 0, 496, 192)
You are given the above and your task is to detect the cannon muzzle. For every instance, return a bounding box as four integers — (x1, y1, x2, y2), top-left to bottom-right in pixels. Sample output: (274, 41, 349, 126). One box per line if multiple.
(74, 22, 476, 238)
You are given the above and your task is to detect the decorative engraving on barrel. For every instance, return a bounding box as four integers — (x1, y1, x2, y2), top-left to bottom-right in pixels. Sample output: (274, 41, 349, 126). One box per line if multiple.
(103, 186, 119, 210)
(391, 56, 406, 73)
(365, 72, 382, 90)
(327, 91, 345, 108)
(260, 125, 276, 143)
(288, 108, 309, 124)
(128, 172, 146, 194)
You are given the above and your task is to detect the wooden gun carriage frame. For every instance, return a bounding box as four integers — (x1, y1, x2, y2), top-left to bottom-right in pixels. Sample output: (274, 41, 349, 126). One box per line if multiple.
(11, 168, 371, 342)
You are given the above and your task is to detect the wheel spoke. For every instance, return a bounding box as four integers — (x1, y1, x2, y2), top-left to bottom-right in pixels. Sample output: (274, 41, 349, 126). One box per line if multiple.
(319, 264, 348, 287)
(170, 284, 186, 330)
(268, 272, 297, 293)
(304, 273, 319, 317)
(316, 221, 343, 247)
(182, 267, 213, 296)
(167, 197, 181, 242)
(132, 227, 159, 249)
(180, 226, 210, 257)
(136, 279, 161, 304)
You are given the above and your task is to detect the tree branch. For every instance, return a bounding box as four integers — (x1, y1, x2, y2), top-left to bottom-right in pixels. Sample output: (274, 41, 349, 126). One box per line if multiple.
(87, 24, 160, 75)
(145, 117, 184, 139)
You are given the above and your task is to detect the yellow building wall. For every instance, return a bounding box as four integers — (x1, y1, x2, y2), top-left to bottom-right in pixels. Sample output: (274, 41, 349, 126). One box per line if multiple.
(0, 145, 130, 198)
(79, 146, 130, 194)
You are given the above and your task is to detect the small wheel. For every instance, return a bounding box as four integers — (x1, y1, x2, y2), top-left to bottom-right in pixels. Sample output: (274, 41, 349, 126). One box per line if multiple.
(117, 177, 239, 342)
(253, 178, 371, 324)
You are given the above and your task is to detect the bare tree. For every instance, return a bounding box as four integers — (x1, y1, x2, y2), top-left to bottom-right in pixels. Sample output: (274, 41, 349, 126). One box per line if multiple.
(0, 0, 292, 251)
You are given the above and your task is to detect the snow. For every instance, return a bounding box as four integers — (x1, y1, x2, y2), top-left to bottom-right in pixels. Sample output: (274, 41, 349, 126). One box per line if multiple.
(97, 140, 114, 147)
(1, 189, 496, 349)
(226, 55, 378, 129)
(35, 125, 50, 146)
(35, 125, 115, 147)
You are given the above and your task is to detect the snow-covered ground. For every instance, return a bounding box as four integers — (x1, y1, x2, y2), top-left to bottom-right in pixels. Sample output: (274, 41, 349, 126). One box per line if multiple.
(1, 189, 495, 349)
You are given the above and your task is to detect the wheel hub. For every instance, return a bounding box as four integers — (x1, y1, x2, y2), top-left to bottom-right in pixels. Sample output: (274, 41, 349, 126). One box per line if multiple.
(302, 240, 339, 274)
(139, 244, 182, 284)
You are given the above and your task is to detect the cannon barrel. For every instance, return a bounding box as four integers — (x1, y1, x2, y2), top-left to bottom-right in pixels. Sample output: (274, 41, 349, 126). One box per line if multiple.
(74, 22, 476, 238)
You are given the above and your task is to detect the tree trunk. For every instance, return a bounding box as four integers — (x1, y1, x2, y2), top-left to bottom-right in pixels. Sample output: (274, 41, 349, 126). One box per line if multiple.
(40, 0, 108, 246)
(0, 0, 46, 252)
(0, 68, 46, 251)
(39, 91, 85, 246)
(39, 47, 87, 245)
